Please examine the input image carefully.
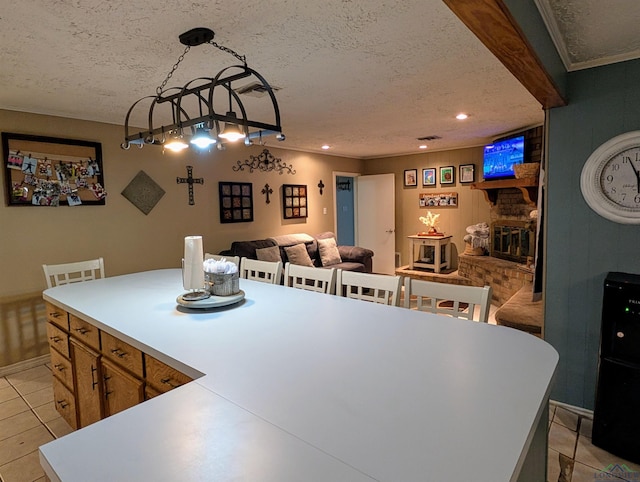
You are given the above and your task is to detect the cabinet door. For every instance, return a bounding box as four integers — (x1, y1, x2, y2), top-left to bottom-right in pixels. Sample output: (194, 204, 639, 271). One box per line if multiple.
(102, 358, 144, 418)
(70, 338, 103, 428)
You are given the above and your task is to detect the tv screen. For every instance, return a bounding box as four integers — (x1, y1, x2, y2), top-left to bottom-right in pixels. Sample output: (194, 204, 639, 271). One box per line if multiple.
(483, 135, 525, 180)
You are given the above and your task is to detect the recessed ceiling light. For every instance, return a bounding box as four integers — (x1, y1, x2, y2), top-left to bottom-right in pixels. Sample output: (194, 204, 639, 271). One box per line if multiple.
(419, 145, 428, 149)
(456, 113, 469, 120)
(321, 145, 330, 150)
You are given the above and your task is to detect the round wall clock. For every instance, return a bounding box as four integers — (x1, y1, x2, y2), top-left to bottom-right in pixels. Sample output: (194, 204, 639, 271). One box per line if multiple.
(580, 131, 640, 224)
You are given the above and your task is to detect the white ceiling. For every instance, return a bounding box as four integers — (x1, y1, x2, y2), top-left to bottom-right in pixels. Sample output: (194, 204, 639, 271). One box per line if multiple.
(0, 1, 637, 159)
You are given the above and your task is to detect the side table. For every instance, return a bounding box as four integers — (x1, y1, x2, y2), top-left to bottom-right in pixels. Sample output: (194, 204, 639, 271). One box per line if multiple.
(408, 235, 452, 273)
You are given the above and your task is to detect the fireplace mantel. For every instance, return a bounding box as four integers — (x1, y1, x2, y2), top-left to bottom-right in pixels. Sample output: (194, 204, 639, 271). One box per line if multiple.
(470, 177, 539, 206)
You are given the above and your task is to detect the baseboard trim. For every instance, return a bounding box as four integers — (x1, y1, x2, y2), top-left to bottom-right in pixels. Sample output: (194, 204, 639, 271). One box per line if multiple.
(0, 355, 51, 378)
(550, 399, 594, 419)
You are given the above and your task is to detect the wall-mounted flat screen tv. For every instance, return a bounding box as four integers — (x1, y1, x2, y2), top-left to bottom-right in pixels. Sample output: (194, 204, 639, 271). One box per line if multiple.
(482, 135, 525, 180)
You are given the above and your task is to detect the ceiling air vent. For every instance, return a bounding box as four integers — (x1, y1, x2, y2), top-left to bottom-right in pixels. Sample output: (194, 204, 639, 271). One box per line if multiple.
(234, 82, 281, 98)
(417, 135, 442, 141)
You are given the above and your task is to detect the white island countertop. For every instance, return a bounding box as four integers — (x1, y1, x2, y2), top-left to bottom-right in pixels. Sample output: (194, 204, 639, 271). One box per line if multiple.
(40, 269, 558, 482)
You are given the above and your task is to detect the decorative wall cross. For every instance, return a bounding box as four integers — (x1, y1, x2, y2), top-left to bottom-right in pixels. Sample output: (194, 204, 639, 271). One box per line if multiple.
(318, 180, 325, 195)
(176, 165, 204, 205)
(262, 183, 273, 204)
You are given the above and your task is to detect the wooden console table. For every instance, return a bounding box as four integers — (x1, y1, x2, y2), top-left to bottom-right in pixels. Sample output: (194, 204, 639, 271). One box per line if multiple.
(408, 234, 452, 273)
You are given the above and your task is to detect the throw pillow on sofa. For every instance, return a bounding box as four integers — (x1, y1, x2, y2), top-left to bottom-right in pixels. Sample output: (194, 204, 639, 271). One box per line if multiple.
(284, 243, 314, 267)
(256, 246, 281, 262)
(317, 237, 342, 266)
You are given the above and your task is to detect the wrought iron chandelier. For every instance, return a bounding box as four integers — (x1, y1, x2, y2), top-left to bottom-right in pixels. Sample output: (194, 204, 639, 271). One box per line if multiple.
(121, 27, 284, 152)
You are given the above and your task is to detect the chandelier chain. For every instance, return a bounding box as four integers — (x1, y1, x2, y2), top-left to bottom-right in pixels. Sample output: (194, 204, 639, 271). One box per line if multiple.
(208, 40, 247, 66)
(156, 45, 191, 97)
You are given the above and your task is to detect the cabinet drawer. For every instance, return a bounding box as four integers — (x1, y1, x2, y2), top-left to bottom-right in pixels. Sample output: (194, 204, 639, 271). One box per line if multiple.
(144, 354, 193, 393)
(50, 348, 73, 390)
(69, 314, 100, 350)
(45, 302, 69, 330)
(52, 376, 77, 430)
(46, 322, 70, 358)
(101, 331, 143, 378)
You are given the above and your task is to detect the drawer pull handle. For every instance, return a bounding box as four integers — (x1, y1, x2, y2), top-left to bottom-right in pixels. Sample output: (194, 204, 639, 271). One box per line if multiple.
(111, 348, 127, 358)
(91, 365, 99, 390)
(50, 312, 61, 318)
(75, 327, 89, 335)
(54, 364, 65, 372)
(57, 399, 68, 409)
(161, 378, 180, 389)
(103, 374, 112, 398)
(49, 336, 62, 343)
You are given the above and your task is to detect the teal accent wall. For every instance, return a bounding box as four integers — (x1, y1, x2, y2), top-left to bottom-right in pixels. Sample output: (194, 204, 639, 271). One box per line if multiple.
(546, 59, 640, 408)
(503, 0, 567, 98)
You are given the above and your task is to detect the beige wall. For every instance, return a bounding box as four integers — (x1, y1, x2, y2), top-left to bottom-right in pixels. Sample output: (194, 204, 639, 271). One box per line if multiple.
(363, 149, 491, 268)
(0, 110, 363, 297)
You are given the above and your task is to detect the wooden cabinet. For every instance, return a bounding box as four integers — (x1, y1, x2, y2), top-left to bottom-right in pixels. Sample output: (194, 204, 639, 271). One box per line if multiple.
(52, 377, 77, 430)
(44, 301, 194, 430)
(70, 339, 103, 428)
(102, 358, 144, 417)
(145, 354, 193, 394)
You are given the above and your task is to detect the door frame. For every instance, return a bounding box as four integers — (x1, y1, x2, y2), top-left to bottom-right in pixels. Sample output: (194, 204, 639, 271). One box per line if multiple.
(332, 171, 360, 241)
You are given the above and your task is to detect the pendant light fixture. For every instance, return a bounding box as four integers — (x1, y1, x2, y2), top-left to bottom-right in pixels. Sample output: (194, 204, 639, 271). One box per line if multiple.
(121, 27, 284, 152)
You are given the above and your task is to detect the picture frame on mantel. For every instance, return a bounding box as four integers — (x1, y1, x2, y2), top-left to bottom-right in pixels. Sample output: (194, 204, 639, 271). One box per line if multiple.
(2, 132, 105, 207)
(459, 164, 475, 183)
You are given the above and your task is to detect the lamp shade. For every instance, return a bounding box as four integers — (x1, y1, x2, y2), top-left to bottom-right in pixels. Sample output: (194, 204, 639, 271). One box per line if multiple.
(190, 127, 217, 148)
(218, 112, 246, 142)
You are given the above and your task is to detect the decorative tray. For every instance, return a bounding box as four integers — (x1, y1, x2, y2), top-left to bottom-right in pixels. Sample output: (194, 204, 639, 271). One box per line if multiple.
(176, 290, 245, 309)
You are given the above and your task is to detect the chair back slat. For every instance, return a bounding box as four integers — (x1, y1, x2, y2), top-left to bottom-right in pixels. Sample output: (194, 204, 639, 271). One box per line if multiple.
(284, 263, 336, 294)
(239, 258, 283, 284)
(42, 258, 105, 289)
(337, 270, 402, 306)
(404, 278, 492, 322)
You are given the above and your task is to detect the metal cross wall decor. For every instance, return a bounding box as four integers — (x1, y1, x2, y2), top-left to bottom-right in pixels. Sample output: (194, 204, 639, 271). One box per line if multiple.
(262, 183, 273, 204)
(176, 165, 204, 205)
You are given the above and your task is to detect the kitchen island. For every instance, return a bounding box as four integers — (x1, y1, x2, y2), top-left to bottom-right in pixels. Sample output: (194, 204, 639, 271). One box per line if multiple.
(40, 269, 557, 481)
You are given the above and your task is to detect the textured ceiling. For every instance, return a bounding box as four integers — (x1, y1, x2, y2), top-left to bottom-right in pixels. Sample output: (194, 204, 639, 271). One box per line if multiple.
(0, 1, 632, 158)
(535, 0, 640, 71)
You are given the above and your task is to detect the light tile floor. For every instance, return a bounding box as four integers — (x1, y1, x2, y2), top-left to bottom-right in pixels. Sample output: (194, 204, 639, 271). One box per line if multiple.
(0, 363, 638, 482)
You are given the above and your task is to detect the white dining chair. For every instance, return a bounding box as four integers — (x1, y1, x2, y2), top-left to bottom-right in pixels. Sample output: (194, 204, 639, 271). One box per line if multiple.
(403, 278, 492, 322)
(42, 257, 105, 289)
(204, 253, 240, 268)
(284, 262, 336, 294)
(239, 257, 283, 285)
(336, 269, 403, 306)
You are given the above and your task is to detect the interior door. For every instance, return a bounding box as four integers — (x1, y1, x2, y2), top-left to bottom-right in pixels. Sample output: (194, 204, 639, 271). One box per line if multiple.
(356, 173, 396, 274)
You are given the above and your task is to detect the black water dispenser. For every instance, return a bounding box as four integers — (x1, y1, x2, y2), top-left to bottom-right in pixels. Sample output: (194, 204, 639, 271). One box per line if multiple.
(592, 272, 640, 463)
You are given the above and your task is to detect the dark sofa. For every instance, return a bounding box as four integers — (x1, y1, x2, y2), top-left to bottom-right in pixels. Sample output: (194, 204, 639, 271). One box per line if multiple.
(219, 232, 374, 273)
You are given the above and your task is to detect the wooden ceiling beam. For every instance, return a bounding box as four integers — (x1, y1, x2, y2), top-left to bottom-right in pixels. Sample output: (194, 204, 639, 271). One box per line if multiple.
(443, 0, 567, 109)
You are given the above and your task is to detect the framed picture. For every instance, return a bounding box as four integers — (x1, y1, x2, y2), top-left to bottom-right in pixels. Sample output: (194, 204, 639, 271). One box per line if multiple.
(404, 169, 418, 187)
(459, 164, 475, 183)
(2, 132, 105, 206)
(282, 184, 308, 219)
(440, 166, 454, 185)
(422, 168, 436, 186)
(219, 181, 253, 223)
(419, 192, 458, 207)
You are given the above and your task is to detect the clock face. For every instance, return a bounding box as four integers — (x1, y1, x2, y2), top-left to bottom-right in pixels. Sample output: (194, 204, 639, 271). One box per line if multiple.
(600, 147, 640, 209)
(581, 131, 640, 224)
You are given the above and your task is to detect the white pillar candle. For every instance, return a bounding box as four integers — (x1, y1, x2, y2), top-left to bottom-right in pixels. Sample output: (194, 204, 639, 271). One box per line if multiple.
(183, 235, 205, 290)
